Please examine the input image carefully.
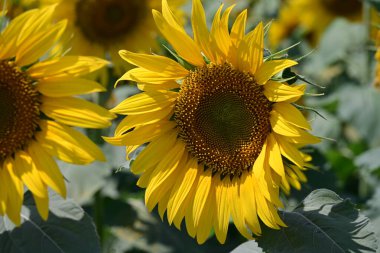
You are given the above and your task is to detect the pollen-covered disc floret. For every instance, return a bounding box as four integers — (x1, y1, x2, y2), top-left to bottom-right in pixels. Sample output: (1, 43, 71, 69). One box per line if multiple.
(75, 0, 147, 46)
(0, 60, 40, 160)
(175, 63, 271, 177)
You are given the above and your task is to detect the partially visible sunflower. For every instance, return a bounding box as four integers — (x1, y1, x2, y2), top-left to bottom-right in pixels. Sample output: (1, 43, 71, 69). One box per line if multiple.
(50, 0, 185, 83)
(3, 0, 56, 19)
(105, 0, 319, 244)
(374, 30, 380, 88)
(0, 6, 114, 225)
(269, 0, 362, 48)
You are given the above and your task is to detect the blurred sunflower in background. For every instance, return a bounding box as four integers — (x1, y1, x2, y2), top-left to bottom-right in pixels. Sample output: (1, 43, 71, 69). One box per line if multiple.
(3, 0, 56, 19)
(374, 30, 380, 88)
(51, 0, 185, 84)
(269, 0, 362, 48)
(105, 0, 319, 244)
(0, 6, 114, 225)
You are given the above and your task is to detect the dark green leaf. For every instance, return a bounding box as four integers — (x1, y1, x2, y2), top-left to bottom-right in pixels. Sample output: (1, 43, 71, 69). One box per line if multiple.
(364, 187, 380, 252)
(0, 191, 100, 253)
(258, 189, 378, 253)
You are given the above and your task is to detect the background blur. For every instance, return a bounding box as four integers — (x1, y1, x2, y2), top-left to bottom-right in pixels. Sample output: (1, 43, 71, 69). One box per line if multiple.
(2, 0, 380, 252)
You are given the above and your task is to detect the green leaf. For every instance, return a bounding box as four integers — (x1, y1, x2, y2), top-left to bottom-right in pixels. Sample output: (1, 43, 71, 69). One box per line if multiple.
(304, 19, 366, 82)
(0, 191, 100, 253)
(337, 86, 380, 147)
(367, 0, 380, 11)
(58, 161, 112, 205)
(355, 147, 380, 173)
(364, 187, 380, 252)
(231, 240, 263, 253)
(257, 189, 378, 253)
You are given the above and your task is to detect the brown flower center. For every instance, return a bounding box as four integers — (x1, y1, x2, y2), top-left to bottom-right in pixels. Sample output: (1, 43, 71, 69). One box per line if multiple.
(175, 63, 271, 177)
(321, 0, 362, 16)
(75, 0, 147, 46)
(0, 60, 40, 161)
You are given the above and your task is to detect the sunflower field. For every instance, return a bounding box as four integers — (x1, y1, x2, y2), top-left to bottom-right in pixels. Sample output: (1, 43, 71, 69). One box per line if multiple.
(0, 0, 380, 252)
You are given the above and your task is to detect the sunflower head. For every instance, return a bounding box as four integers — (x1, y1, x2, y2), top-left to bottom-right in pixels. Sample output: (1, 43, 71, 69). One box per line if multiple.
(51, 0, 185, 82)
(270, 0, 362, 47)
(0, 6, 114, 225)
(106, 0, 319, 244)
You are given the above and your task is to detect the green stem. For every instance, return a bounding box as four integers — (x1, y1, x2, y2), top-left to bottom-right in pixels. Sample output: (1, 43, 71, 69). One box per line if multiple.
(93, 191, 104, 244)
(88, 73, 113, 245)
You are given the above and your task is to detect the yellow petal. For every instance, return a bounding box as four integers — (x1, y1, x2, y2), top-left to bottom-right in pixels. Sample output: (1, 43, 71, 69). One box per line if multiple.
(33, 187, 49, 221)
(41, 96, 114, 128)
(264, 81, 305, 102)
(14, 151, 47, 199)
(213, 177, 231, 243)
(267, 133, 285, 178)
(36, 120, 105, 164)
(228, 10, 247, 65)
(210, 4, 231, 63)
(230, 10, 247, 48)
(286, 131, 321, 145)
(16, 6, 55, 46)
(117, 68, 180, 85)
(158, 191, 171, 220)
(126, 145, 139, 161)
(2, 158, 23, 225)
(192, 0, 214, 62)
(104, 120, 176, 146)
(252, 138, 268, 177)
(273, 102, 310, 130)
(37, 77, 105, 97)
(28, 142, 67, 198)
(137, 81, 180, 91)
(145, 140, 186, 210)
(0, 168, 8, 215)
(275, 134, 304, 168)
(253, 181, 283, 229)
(240, 173, 261, 235)
(196, 181, 215, 244)
(172, 177, 198, 229)
(270, 110, 304, 137)
(192, 170, 212, 228)
(255, 59, 298, 85)
(0, 10, 37, 59)
(153, 10, 204, 66)
(114, 106, 174, 136)
(16, 20, 67, 67)
(228, 178, 254, 240)
(119, 50, 188, 78)
(130, 130, 178, 174)
(185, 185, 197, 238)
(28, 56, 109, 79)
(136, 166, 155, 188)
(237, 22, 264, 73)
(111, 91, 177, 115)
(167, 158, 198, 224)
(161, 0, 184, 32)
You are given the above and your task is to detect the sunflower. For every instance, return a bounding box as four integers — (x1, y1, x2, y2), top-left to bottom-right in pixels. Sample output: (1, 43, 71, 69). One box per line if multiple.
(105, 0, 319, 244)
(3, 0, 57, 19)
(0, 6, 114, 225)
(50, 0, 185, 83)
(375, 30, 380, 88)
(269, 0, 362, 48)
